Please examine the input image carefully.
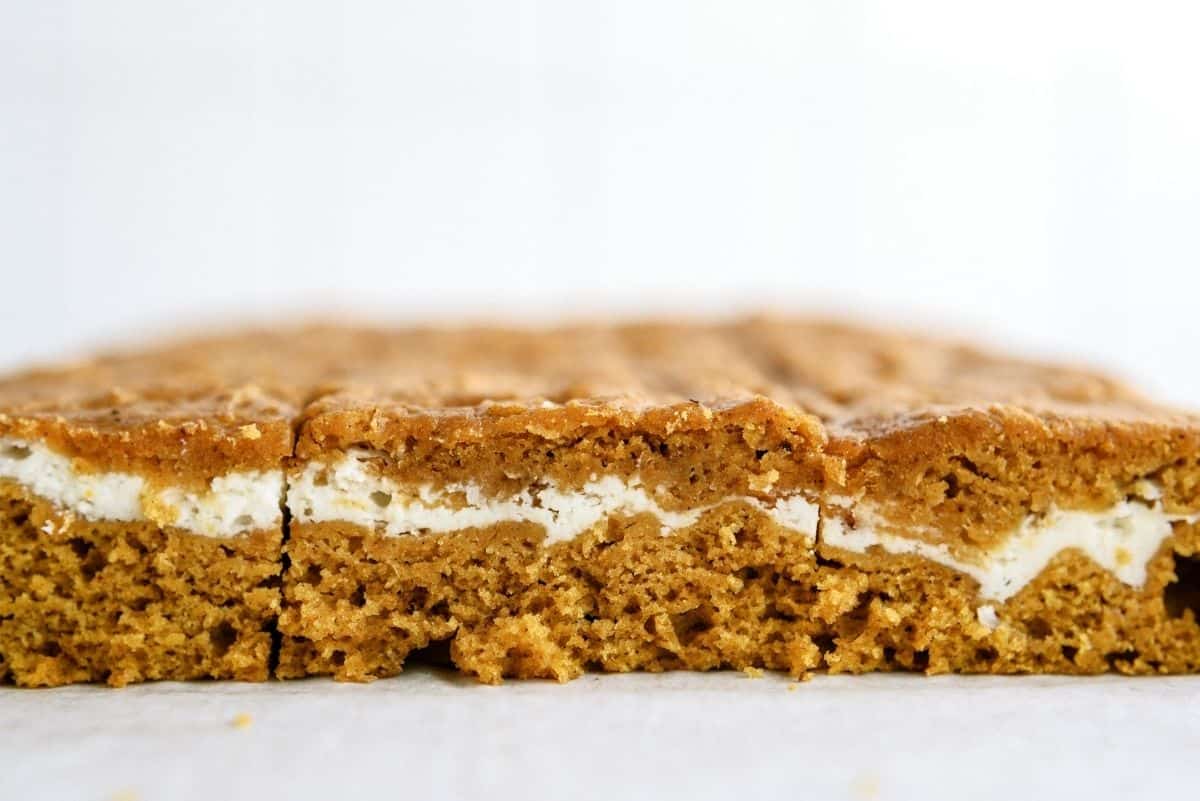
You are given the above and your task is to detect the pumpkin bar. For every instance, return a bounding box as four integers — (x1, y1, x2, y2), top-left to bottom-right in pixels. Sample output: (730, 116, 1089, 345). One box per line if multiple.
(6, 319, 1200, 687)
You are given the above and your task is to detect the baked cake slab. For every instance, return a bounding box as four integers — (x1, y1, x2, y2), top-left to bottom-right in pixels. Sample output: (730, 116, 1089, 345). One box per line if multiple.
(4, 319, 1200, 686)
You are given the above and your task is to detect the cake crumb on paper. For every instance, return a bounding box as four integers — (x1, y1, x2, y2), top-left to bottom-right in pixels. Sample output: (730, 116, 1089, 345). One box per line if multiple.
(850, 771, 881, 800)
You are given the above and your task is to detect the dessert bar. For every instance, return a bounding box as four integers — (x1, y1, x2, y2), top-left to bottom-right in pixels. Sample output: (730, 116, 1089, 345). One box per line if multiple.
(4, 320, 1199, 685)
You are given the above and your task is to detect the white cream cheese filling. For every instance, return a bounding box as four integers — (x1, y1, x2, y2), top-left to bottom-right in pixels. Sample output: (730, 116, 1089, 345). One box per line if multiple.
(0, 438, 283, 537)
(822, 495, 1200, 602)
(6, 436, 1196, 607)
(287, 449, 820, 544)
(288, 452, 1199, 604)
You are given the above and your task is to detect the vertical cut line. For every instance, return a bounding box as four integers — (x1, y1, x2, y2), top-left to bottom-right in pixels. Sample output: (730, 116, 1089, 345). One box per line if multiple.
(267, 501, 291, 679)
(267, 403, 312, 680)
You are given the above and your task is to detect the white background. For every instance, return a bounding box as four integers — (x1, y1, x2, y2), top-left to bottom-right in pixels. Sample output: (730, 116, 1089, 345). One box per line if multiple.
(3, 3, 1200, 800)
(3, 1, 1200, 402)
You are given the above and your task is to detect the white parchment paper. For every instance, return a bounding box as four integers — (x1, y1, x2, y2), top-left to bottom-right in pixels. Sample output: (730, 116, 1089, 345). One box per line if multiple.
(4, 668, 1199, 801)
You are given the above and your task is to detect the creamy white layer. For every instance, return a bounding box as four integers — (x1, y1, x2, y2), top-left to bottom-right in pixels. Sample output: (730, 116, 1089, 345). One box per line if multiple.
(822, 495, 1199, 602)
(6, 437, 1195, 605)
(288, 450, 820, 544)
(292, 452, 1198, 604)
(0, 438, 283, 537)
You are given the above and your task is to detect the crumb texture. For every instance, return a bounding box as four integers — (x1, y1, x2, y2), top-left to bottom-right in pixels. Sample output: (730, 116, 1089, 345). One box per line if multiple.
(0, 482, 280, 686)
(277, 514, 1200, 683)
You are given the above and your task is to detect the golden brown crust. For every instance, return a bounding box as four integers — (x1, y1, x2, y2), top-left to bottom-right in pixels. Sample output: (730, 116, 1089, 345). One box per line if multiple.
(0, 330, 305, 479)
(290, 317, 1158, 419)
(290, 316, 1178, 437)
(2, 316, 1187, 482)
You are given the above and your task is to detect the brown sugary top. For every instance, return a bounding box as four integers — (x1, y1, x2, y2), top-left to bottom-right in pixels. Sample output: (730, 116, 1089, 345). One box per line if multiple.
(2, 318, 1197, 511)
(289, 317, 1187, 460)
(0, 332, 304, 479)
(291, 317, 1161, 429)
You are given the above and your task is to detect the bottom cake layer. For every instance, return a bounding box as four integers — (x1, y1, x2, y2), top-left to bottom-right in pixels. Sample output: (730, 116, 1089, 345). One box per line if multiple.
(8, 485, 1200, 686)
(0, 481, 281, 687)
(277, 506, 1200, 682)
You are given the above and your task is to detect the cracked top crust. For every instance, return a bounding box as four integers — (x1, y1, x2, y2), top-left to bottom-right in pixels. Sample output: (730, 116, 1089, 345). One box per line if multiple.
(0, 331, 304, 479)
(291, 318, 1162, 428)
(1, 318, 1197, 507)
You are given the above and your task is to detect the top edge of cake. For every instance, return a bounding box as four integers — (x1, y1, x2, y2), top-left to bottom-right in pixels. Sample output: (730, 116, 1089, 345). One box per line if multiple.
(0, 318, 1192, 473)
(0, 332, 304, 478)
(286, 317, 1188, 448)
